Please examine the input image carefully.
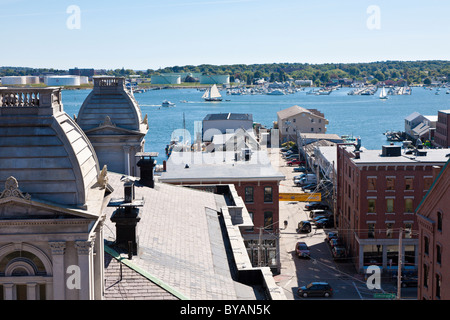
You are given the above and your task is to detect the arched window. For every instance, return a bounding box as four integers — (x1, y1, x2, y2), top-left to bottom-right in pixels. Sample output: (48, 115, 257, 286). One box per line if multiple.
(0, 245, 52, 300)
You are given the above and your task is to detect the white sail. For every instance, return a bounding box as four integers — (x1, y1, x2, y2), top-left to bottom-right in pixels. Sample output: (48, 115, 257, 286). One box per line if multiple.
(202, 84, 222, 100)
(379, 87, 387, 99)
(209, 84, 222, 98)
(202, 88, 210, 99)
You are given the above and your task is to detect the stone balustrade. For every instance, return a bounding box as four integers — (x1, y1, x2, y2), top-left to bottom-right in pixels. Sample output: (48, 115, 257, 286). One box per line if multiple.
(0, 87, 62, 108)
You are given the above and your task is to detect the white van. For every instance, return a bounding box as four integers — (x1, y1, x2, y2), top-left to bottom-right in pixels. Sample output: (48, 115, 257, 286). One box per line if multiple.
(295, 174, 317, 186)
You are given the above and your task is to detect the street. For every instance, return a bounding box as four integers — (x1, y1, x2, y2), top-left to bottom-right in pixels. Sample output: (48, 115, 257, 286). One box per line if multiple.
(268, 147, 417, 300)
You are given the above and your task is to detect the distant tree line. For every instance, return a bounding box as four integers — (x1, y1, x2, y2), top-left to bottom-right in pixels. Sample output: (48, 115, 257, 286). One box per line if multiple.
(2, 61, 449, 85)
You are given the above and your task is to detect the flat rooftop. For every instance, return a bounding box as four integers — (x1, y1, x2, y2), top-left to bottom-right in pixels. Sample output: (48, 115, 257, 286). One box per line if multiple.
(160, 150, 285, 182)
(203, 113, 253, 121)
(346, 146, 450, 165)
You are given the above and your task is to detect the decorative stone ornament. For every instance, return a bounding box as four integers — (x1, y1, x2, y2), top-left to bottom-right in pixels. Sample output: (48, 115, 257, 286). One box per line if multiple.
(0, 176, 31, 200)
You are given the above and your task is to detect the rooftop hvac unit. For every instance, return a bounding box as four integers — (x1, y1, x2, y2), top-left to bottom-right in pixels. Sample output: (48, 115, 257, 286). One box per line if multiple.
(382, 145, 401, 157)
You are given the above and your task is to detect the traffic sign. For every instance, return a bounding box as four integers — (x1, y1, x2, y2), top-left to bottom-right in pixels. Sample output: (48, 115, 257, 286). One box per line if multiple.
(279, 193, 321, 202)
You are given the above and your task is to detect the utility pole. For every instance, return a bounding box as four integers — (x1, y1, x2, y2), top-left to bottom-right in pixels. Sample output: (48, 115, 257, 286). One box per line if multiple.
(258, 227, 263, 267)
(397, 227, 403, 300)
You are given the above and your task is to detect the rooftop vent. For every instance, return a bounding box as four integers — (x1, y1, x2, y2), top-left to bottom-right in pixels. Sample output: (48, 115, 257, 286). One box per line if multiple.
(382, 145, 401, 157)
(136, 152, 158, 188)
(109, 177, 144, 258)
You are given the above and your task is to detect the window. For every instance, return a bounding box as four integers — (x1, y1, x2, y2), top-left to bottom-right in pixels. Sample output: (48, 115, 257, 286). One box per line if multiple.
(405, 178, 414, 190)
(244, 187, 254, 203)
(424, 177, 433, 190)
(368, 223, 375, 238)
(368, 199, 376, 213)
(437, 211, 443, 232)
(424, 236, 429, 255)
(386, 177, 395, 190)
(264, 187, 273, 203)
(264, 211, 273, 230)
(310, 128, 314, 132)
(368, 178, 377, 190)
(436, 274, 441, 299)
(436, 245, 442, 264)
(386, 199, 394, 213)
(245, 212, 254, 232)
(423, 264, 429, 287)
(404, 223, 412, 239)
(405, 198, 413, 213)
(386, 223, 394, 238)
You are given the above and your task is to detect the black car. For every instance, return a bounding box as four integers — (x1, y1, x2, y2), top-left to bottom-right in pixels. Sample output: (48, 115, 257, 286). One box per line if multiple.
(298, 282, 333, 298)
(315, 218, 334, 228)
(305, 202, 330, 211)
(297, 221, 312, 233)
(401, 276, 418, 288)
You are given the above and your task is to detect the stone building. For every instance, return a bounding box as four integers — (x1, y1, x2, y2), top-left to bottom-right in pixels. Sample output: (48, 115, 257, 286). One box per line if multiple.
(76, 76, 148, 176)
(0, 87, 111, 300)
(277, 105, 328, 143)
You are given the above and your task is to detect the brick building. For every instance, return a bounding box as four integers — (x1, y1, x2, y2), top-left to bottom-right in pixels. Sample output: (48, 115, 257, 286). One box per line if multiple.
(434, 109, 450, 148)
(336, 143, 450, 273)
(416, 160, 450, 300)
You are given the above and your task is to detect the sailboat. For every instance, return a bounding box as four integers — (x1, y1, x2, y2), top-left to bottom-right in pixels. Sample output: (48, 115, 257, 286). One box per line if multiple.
(379, 86, 388, 99)
(202, 84, 222, 101)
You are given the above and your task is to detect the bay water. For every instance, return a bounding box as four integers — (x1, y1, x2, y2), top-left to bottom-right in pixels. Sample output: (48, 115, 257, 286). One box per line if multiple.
(62, 87, 449, 165)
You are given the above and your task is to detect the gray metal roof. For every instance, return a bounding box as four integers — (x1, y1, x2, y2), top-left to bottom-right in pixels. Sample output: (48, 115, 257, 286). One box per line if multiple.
(103, 172, 257, 300)
(203, 113, 253, 121)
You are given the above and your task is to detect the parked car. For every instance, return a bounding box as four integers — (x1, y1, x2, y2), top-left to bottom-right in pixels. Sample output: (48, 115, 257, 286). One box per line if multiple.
(287, 159, 304, 166)
(305, 202, 330, 211)
(282, 150, 295, 156)
(293, 166, 307, 172)
(301, 183, 317, 191)
(331, 246, 347, 260)
(293, 174, 307, 181)
(297, 221, 312, 233)
(325, 232, 338, 243)
(315, 218, 334, 228)
(285, 153, 300, 159)
(297, 282, 333, 298)
(400, 276, 418, 288)
(309, 209, 329, 219)
(312, 215, 331, 223)
(329, 238, 343, 248)
(295, 241, 310, 258)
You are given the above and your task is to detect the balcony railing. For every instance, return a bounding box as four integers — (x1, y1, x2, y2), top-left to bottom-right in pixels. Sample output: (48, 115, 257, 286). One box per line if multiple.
(0, 87, 62, 108)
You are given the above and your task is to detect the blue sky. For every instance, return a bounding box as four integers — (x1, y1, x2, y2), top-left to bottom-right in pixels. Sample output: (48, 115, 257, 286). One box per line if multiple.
(1, 0, 449, 70)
